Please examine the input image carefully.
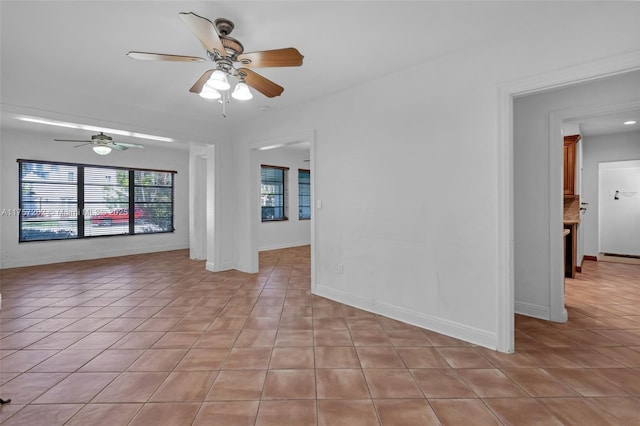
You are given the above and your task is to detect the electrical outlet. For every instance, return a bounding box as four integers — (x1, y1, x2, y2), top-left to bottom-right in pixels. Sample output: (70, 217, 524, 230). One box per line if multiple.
(337, 264, 344, 274)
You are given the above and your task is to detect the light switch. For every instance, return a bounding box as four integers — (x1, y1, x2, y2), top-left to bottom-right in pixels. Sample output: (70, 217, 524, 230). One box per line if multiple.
(316, 200, 322, 209)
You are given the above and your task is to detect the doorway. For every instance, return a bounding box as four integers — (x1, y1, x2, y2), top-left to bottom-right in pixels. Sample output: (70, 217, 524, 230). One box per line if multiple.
(498, 55, 640, 353)
(599, 160, 640, 257)
(249, 131, 316, 292)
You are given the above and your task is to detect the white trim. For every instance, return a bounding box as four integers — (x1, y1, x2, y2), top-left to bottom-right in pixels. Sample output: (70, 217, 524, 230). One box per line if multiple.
(316, 285, 498, 350)
(496, 84, 515, 353)
(4, 243, 189, 269)
(496, 50, 640, 352)
(514, 301, 551, 320)
(259, 242, 312, 252)
(549, 112, 568, 323)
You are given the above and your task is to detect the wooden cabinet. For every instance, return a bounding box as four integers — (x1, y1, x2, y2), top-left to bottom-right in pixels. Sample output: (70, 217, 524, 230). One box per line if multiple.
(564, 135, 580, 196)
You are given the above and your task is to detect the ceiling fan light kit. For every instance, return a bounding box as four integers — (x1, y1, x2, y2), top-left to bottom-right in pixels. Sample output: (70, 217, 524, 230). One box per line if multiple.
(231, 81, 253, 101)
(127, 12, 303, 117)
(92, 145, 112, 155)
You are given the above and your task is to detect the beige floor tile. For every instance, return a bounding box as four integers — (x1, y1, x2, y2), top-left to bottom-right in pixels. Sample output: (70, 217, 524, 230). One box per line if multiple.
(363, 369, 422, 398)
(33, 372, 117, 403)
(206, 369, 267, 400)
(315, 346, 360, 368)
(316, 368, 370, 399)
(65, 403, 143, 426)
(269, 347, 314, 369)
(150, 370, 217, 401)
(411, 368, 476, 398)
(26, 349, 99, 373)
(92, 371, 168, 403)
(317, 400, 379, 426)
(127, 348, 187, 371)
(193, 401, 259, 426)
(78, 349, 145, 372)
(539, 398, 620, 425)
(128, 402, 200, 426)
(255, 400, 317, 426)
(223, 347, 271, 369)
(0, 403, 82, 426)
(483, 398, 563, 426)
(456, 368, 527, 397)
(262, 369, 316, 399)
(375, 399, 441, 426)
(430, 399, 501, 425)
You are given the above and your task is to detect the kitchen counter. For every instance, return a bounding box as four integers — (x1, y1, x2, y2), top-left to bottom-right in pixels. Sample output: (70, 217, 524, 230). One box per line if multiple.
(563, 196, 581, 224)
(563, 196, 580, 278)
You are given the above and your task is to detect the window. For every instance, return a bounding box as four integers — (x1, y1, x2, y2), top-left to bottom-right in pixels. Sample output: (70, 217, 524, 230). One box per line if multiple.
(298, 169, 311, 220)
(18, 159, 175, 242)
(261, 165, 288, 221)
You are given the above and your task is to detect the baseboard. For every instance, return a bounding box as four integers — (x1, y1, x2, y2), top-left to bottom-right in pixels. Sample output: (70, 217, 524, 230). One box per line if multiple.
(314, 284, 498, 350)
(584, 255, 598, 262)
(1, 242, 189, 269)
(259, 242, 311, 252)
(515, 301, 550, 320)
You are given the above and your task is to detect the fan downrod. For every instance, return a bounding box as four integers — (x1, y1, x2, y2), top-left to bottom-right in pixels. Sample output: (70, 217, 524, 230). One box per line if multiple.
(214, 18, 234, 36)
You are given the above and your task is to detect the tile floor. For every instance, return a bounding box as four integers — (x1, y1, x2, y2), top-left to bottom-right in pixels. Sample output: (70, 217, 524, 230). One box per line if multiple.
(0, 246, 638, 425)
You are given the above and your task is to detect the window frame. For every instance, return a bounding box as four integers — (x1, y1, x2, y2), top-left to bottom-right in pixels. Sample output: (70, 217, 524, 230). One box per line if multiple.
(298, 168, 311, 220)
(17, 159, 176, 242)
(260, 164, 288, 222)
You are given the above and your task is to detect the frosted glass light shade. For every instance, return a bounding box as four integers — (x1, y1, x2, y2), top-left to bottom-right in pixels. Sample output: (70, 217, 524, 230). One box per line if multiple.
(231, 82, 253, 100)
(93, 145, 112, 155)
(199, 85, 221, 100)
(207, 70, 230, 90)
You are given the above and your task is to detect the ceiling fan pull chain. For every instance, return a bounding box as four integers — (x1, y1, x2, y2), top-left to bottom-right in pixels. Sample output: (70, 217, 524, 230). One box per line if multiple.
(221, 91, 228, 117)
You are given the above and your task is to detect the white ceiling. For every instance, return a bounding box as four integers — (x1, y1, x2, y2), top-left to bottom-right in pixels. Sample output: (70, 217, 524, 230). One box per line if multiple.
(2, 1, 636, 146)
(568, 107, 640, 137)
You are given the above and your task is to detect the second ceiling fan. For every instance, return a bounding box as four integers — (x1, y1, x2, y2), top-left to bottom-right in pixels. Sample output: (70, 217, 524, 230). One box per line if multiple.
(128, 12, 304, 104)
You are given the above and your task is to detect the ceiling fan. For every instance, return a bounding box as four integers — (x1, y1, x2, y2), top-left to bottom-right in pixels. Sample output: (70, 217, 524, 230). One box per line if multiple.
(127, 12, 304, 106)
(54, 132, 144, 155)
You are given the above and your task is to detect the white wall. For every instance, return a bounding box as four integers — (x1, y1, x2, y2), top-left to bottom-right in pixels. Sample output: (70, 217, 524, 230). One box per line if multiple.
(257, 147, 311, 251)
(582, 131, 640, 256)
(0, 127, 190, 268)
(227, 3, 640, 350)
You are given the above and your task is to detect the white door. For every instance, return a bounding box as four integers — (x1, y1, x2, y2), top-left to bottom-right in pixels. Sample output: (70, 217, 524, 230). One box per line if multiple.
(599, 160, 640, 256)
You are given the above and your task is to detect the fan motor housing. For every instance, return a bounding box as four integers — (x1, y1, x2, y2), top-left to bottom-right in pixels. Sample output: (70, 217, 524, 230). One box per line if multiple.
(92, 133, 112, 142)
(214, 18, 234, 35)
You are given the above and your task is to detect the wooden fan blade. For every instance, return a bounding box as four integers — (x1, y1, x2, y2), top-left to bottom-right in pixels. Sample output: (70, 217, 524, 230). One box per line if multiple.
(127, 51, 204, 62)
(179, 12, 226, 57)
(237, 48, 304, 68)
(189, 69, 214, 93)
(238, 68, 284, 98)
(54, 139, 92, 143)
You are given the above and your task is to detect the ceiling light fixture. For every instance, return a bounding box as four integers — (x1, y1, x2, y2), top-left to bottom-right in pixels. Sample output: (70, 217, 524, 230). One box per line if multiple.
(231, 80, 253, 101)
(623, 120, 636, 125)
(207, 70, 231, 91)
(15, 115, 174, 142)
(199, 85, 221, 100)
(200, 68, 254, 117)
(92, 145, 112, 155)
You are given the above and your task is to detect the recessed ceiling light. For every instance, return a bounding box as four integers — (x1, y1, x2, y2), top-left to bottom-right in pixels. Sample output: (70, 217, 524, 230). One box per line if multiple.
(623, 120, 636, 125)
(15, 115, 174, 143)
